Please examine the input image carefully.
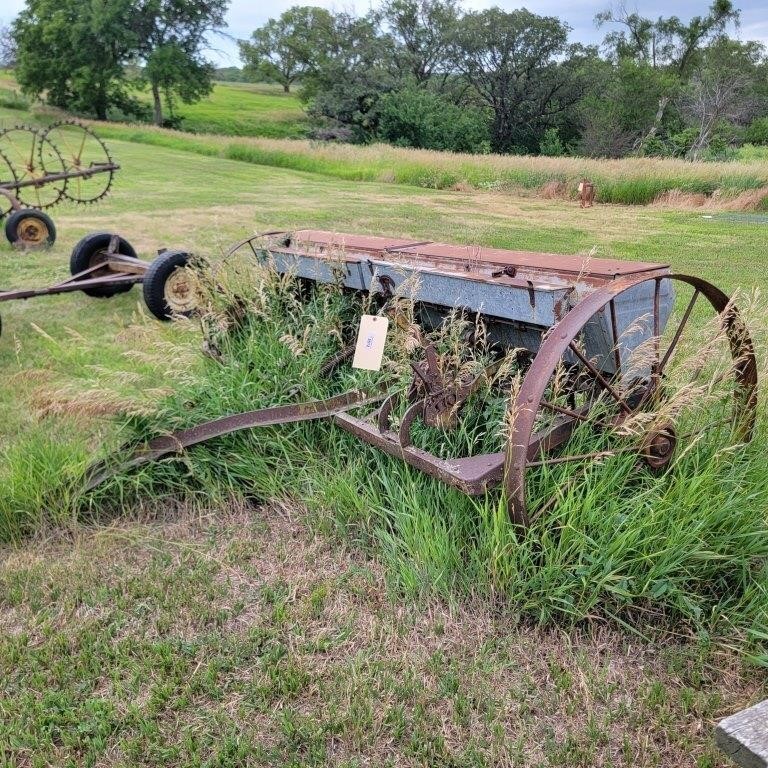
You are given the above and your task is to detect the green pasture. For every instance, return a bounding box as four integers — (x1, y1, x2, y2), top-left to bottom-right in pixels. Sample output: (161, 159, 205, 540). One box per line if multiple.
(134, 80, 310, 138)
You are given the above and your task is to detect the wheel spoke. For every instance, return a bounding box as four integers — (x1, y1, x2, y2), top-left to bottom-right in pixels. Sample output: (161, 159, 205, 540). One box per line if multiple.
(658, 289, 699, 377)
(651, 277, 661, 389)
(609, 299, 622, 373)
(567, 341, 633, 414)
(539, 399, 592, 422)
(526, 448, 632, 468)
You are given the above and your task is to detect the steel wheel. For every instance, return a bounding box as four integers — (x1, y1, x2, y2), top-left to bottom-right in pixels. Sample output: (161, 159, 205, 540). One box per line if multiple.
(0, 126, 67, 209)
(40, 121, 114, 203)
(504, 273, 758, 527)
(0, 148, 19, 218)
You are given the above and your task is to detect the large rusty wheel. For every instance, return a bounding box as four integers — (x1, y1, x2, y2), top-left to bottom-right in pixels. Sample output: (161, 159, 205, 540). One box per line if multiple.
(0, 126, 67, 209)
(40, 121, 115, 204)
(504, 273, 758, 527)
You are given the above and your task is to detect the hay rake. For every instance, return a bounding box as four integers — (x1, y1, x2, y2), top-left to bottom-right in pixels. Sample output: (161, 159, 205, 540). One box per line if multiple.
(0, 121, 118, 248)
(87, 230, 758, 526)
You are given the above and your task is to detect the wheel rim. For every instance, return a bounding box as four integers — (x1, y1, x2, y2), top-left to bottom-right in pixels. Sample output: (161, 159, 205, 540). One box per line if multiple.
(164, 268, 200, 314)
(40, 121, 114, 204)
(504, 273, 758, 527)
(0, 127, 67, 209)
(17, 216, 49, 245)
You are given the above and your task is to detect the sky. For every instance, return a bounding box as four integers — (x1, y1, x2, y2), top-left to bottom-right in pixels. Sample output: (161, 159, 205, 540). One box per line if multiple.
(2, 0, 767, 68)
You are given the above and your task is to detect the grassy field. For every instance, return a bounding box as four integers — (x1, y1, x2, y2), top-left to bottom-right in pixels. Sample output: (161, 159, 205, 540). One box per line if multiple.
(135, 81, 310, 139)
(90, 121, 768, 208)
(1, 98, 768, 765)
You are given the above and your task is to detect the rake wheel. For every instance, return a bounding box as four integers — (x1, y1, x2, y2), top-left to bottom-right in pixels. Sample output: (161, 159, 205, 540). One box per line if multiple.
(0, 148, 19, 218)
(40, 121, 115, 204)
(504, 273, 758, 527)
(0, 126, 67, 209)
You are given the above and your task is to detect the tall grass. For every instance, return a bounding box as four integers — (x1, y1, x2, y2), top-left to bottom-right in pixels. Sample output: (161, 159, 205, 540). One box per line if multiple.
(91, 121, 768, 208)
(73, 256, 768, 658)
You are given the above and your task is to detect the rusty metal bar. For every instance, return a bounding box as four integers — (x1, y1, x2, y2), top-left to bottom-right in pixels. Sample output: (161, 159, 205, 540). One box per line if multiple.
(0, 163, 119, 191)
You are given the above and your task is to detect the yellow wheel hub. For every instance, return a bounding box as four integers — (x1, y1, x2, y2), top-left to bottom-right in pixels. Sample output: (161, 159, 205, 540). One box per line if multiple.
(17, 217, 49, 246)
(164, 268, 200, 314)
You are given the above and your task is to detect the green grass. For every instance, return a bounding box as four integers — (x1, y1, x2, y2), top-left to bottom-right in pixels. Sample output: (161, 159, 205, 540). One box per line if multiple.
(1, 102, 767, 764)
(134, 81, 310, 139)
(738, 143, 768, 161)
(88, 121, 768, 207)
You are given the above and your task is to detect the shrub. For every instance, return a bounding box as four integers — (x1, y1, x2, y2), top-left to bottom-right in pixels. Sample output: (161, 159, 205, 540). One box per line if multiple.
(539, 127, 565, 156)
(745, 117, 768, 145)
(378, 86, 490, 154)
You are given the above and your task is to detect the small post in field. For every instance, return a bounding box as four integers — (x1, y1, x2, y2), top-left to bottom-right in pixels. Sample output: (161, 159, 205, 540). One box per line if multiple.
(578, 179, 595, 207)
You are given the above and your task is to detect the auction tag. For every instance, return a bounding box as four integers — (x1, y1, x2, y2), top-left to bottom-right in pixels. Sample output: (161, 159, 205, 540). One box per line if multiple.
(352, 315, 389, 371)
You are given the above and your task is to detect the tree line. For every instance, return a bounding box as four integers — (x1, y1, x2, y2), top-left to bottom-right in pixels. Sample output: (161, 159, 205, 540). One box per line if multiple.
(2, 0, 767, 158)
(239, 0, 768, 158)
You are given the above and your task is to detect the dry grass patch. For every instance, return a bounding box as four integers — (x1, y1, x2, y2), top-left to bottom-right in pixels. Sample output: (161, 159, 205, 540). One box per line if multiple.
(2, 502, 766, 767)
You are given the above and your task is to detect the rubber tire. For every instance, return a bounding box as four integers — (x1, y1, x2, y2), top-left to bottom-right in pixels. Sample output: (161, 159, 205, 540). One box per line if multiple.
(142, 249, 194, 321)
(70, 232, 137, 298)
(5, 209, 56, 249)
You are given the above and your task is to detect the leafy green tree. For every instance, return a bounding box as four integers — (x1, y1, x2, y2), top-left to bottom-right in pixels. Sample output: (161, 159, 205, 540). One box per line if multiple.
(135, 0, 228, 126)
(452, 8, 578, 153)
(238, 6, 333, 93)
(12, 0, 138, 119)
(596, 1, 739, 147)
(379, 0, 461, 87)
(301, 11, 396, 141)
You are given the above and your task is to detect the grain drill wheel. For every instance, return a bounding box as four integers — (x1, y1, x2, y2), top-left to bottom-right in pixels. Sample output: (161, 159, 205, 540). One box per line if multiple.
(504, 273, 758, 527)
(70, 232, 137, 297)
(142, 250, 200, 321)
(4, 209, 56, 249)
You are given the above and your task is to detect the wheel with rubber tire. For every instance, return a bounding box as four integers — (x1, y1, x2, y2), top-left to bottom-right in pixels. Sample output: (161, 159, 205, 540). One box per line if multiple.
(70, 232, 137, 298)
(5, 209, 56, 249)
(142, 249, 200, 321)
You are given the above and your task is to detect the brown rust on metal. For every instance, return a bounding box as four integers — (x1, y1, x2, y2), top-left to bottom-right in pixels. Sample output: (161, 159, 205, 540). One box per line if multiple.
(286, 229, 669, 284)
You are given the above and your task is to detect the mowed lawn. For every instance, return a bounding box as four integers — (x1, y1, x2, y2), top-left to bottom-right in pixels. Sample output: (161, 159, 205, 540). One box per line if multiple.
(1, 125, 768, 766)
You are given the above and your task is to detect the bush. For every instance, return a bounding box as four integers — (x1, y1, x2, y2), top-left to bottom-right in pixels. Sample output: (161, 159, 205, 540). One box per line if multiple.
(378, 86, 490, 154)
(539, 127, 565, 156)
(745, 117, 768, 145)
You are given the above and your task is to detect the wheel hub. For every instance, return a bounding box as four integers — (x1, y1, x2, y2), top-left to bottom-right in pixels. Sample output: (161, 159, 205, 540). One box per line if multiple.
(18, 217, 48, 245)
(642, 424, 677, 470)
(164, 269, 200, 314)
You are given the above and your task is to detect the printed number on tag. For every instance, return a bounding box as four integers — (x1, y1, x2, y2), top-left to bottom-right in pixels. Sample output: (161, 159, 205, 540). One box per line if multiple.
(352, 315, 389, 371)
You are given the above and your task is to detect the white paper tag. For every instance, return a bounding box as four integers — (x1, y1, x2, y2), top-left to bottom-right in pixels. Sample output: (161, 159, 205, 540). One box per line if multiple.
(352, 315, 389, 371)
(578, 182, 584, 193)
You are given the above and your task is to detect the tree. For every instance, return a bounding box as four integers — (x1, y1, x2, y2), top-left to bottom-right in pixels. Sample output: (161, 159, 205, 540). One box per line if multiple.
(13, 0, 139, 119)
(0, 23, 17, 67)
(682, 39, 763, 158)
(135, 0, 228, 126)
(238, 6, 333, 93)
(379, 0, 461, 86)
(452, 8, 578, 153)
(596, 1, 739, 146)
(301, 11, 396, 141)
